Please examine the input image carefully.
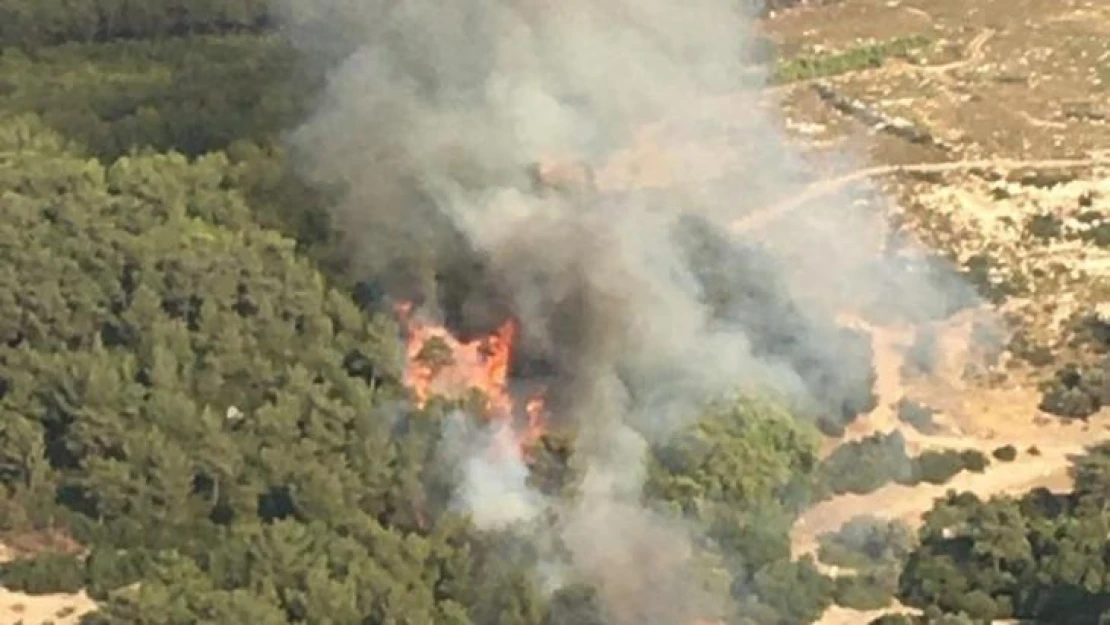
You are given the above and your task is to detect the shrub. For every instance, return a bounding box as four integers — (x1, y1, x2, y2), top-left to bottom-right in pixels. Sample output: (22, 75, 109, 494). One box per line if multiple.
(818, 431, 913, 496)
(1026, 213, 1063, 240)
(1040, 386, 1099, 419)
(0, 553, 86, 594)
(897, 399, 941, 434)
(1084, 221, 1110, 247)
(912, 450, 968, 485)
(833, 570, 897, 610)
(1008, 331, 1055, 367)
(84, 548, 164, 599)
(955, 589, 1000, 620)
(817, 516, 915, 569)
(959, 450, 989, 473)
(749, 558, 835, 625)
(1039, 363, 1106, 419)
(992, 445, 1018, 462)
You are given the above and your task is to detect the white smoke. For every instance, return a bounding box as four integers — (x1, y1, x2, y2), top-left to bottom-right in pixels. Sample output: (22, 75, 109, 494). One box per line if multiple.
(274, 0, 985, 623)
(460, 431, 546, 529)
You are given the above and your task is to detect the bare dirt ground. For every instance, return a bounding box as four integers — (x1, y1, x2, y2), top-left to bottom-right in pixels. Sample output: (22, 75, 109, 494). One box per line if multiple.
(0, 587, 95, 625)
(761, 0, 1110, 622)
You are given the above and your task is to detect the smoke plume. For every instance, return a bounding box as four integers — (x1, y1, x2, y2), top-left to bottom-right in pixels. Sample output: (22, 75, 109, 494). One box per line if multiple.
(275, 0, 984, 623)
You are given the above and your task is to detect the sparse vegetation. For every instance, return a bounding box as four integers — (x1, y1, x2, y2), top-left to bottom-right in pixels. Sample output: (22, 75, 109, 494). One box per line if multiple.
(1008, 330, 1056, 367)
(772, 36, 932, 84)
(962, 252, 1026, 304)
(1025, 213, 1064, 241)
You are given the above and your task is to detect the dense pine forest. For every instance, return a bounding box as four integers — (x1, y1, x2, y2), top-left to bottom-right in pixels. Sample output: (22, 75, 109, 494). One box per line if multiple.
(1, 2, 1109, 625)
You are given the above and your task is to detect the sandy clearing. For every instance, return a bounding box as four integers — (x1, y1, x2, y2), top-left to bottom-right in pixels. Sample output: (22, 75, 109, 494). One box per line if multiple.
(0, 586, 96, 625)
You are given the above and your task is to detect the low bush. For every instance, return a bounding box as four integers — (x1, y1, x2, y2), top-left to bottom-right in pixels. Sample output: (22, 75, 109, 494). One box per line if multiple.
(817, 516, 915, 570)
(1039, 362, 1107, 419)
(959, 449, 990, 472)
(818, 431, 913, 497)
(0, 552, 85, 594)
(897, 399, 941, 434)
(912, 450, 967, 485)
(818, 433, 990, 499)
(834, 569, 898, 610)
(773, 36, 931, 84)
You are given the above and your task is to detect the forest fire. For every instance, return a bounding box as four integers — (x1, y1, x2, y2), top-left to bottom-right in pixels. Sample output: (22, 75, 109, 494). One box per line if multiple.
(395, 302, 547, 460)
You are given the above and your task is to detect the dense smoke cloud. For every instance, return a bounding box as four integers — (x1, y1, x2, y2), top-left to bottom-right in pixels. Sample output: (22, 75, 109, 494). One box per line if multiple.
(275, 0, 983, 623)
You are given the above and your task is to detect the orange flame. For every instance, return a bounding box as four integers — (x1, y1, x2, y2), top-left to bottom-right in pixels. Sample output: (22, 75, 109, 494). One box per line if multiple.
(396, 302, 547, 460)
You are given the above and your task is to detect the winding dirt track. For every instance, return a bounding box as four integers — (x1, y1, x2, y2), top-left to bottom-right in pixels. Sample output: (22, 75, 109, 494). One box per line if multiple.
(793, 315, 1110, 625)
(729, 156, 1110, 234)
(920, 28, 995, 75)
(792, 441, 1081, 560)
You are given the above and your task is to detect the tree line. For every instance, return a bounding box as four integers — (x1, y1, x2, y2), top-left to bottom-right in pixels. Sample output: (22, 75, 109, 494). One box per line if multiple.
(1, 0, 270, 47)
(0, 112, 844, 624)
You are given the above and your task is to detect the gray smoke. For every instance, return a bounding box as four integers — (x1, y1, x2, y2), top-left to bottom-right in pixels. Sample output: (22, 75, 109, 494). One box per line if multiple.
(275, 1, 984, 623)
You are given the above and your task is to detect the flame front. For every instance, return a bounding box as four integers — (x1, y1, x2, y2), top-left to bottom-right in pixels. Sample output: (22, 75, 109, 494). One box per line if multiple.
(396, 302, 547, 459)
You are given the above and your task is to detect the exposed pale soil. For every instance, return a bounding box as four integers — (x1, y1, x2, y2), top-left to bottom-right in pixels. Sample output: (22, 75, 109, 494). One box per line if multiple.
(763, 0, 1110, 622)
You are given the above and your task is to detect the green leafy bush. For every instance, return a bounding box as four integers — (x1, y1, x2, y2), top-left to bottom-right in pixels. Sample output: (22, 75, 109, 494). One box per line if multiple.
(817, 433, 988, 498)
(818, 431, 912, 497)
(772, 36, 931, 84)
(0, 553, 86, 594)
(911, 449, 988, 485)
(833, 569, 898, 610)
